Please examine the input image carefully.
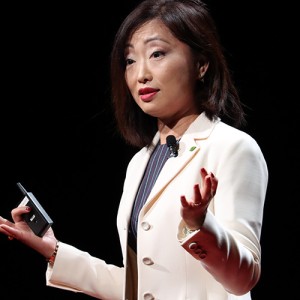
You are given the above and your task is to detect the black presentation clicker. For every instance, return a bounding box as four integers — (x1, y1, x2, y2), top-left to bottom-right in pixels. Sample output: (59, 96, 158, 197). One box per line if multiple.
(17, 182, 53, 237)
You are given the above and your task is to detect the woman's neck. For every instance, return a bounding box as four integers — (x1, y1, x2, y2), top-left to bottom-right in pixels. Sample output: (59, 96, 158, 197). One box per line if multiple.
(158, 114, 199, 144)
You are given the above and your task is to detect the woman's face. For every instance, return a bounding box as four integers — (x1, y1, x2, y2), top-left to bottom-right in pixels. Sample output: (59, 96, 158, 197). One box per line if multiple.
(124, 19, 201, 123)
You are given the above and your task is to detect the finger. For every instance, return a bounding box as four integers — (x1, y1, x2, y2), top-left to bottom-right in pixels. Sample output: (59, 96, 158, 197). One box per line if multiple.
(200, 167, 208, 179)
(180, 195, 189, 208)
(11, 206, 31, 223)
(200, 168, 212, 195)
(202, 174, 212, 199)
(0, 217, 19, 241)
(0, 224, 17, 235)
(210, 172, 218, 197)
(0, 216, 7, 224)
(193, 183, 202, 206)
(0, 216, 16, 229)
(0, 224, 15, 240)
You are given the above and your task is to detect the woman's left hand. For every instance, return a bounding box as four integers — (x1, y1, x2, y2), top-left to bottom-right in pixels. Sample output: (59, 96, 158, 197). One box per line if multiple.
(180, 167, 218, 230)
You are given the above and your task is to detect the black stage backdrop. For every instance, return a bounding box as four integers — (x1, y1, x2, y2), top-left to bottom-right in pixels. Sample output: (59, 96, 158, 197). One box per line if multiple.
(1, 1, 296, 299)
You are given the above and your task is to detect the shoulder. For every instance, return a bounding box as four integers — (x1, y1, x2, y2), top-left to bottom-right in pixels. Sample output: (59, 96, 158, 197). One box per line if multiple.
(209, 121, 267, 163)
(214, 121, 259, 145)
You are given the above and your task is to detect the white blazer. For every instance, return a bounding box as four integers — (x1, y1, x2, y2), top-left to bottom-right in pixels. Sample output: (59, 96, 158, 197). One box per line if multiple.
(46, 113, 268, 300)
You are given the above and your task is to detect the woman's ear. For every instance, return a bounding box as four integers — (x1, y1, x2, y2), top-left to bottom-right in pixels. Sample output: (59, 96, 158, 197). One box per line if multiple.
(197, 62, 209, 81)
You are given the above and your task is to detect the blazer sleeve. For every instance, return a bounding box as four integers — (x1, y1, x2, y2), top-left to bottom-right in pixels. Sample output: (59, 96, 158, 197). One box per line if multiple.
(178, 129, 268, 296)
(45, 242, 124, 300)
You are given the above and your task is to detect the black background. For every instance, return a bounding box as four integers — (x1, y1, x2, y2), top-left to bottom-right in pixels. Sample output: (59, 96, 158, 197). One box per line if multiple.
(1, 1, 297, 299)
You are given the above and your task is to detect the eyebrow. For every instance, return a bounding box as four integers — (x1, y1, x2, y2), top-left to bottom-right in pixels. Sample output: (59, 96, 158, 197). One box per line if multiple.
(125, 36, 171, 49)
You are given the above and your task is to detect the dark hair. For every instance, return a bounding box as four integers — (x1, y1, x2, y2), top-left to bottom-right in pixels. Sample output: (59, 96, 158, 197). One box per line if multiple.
(110, 0, 246, 148)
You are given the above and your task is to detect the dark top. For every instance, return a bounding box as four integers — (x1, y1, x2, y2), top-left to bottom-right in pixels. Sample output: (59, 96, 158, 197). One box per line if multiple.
(128, 143, 170, 252)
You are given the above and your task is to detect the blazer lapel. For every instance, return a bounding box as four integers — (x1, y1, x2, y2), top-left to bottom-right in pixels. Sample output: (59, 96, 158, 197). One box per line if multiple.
(143, 113, 219, 213)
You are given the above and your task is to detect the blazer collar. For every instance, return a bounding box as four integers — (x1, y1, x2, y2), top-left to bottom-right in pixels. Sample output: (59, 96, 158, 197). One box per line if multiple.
(142, 113, 219, 212)
(121, 113, 220, 223)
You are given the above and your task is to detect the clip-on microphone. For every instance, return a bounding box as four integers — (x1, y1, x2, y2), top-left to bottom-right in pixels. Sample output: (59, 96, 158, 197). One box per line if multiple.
(166, 135, 178, 157)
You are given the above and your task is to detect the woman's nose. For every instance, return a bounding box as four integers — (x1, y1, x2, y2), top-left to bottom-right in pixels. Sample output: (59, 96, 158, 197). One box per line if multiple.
(137, 62, 152, 83)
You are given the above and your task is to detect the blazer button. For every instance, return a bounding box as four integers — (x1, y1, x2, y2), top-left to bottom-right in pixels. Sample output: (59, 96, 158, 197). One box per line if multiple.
(198, 251, 207, 259)
(142, 257, 154, 265)
(188, 242, 206, 259)
(141, 222, 151, 231)
(143, 292, 155, 300)
(188, 242, 198, 250)
(194, 247, 203, 254)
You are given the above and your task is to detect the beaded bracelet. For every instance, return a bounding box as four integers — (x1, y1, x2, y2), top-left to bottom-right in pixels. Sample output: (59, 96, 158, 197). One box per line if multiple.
(47, 240, 60, 266)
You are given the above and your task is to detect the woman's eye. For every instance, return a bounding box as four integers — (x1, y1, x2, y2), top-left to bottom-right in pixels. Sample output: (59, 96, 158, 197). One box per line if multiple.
(152, 51, 165, 58)
(125, 58, 135, 65)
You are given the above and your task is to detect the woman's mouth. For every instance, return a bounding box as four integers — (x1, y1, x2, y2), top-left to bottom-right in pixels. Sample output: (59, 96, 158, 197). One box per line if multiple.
(140, 91, 158, 101)
(139, 88, 159, 102)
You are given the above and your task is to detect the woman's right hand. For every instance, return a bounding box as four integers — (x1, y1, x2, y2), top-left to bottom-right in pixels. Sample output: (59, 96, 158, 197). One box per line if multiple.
(0, 205, 57, 259)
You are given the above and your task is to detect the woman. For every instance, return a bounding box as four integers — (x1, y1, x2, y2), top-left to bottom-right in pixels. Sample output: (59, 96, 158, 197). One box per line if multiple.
(0, 0, 268, 299)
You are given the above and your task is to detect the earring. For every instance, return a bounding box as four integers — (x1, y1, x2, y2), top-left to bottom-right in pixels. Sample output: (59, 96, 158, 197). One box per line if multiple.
(197, 61, 209, 83)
